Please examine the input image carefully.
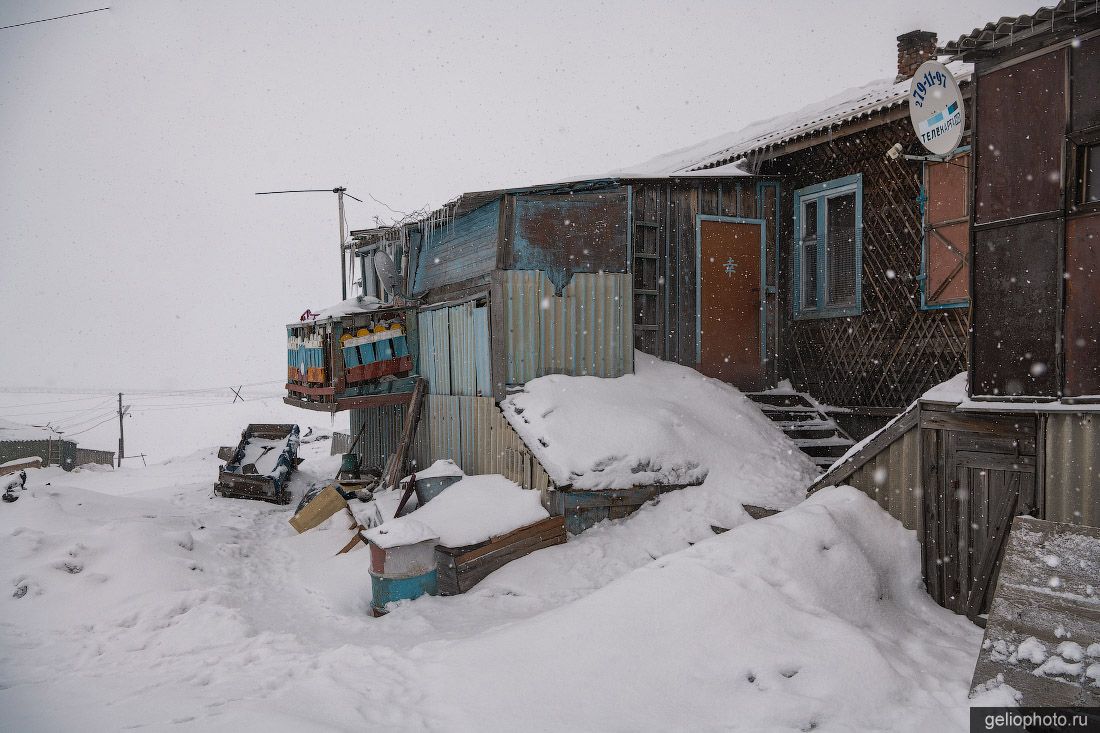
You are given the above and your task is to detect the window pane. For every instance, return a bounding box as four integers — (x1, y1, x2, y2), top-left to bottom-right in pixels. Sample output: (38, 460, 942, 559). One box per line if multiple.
(803, 200, 818, 239)
(801, 237, 817, 309)
(826, 193, 857, 307)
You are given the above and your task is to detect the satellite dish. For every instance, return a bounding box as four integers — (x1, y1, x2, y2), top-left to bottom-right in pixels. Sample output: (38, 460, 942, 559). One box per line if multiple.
(373, 250, 405, 299)
(909, 61, 965, 156)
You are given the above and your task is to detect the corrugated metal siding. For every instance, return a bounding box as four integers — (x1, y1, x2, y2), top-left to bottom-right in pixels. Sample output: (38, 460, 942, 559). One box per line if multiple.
(501, 270, 634, 385)
(416, 302, 492, 397)
(1044, 412, 1100, 527)
(420, 394, 552, 492)
(349, 405, 430, 474)
(412, 200, 500, 295)
(842, 426, 923, 532)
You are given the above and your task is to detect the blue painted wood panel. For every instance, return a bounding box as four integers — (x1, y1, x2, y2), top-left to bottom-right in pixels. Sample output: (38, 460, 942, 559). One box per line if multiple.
(412, 200, 500, 295)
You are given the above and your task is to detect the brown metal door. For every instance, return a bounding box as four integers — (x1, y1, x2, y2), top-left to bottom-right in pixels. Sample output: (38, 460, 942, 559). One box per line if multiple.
(697, 219, 763, 389)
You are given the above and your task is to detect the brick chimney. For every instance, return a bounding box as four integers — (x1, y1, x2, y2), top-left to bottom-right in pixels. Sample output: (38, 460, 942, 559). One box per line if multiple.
(896, 30, 938, 81)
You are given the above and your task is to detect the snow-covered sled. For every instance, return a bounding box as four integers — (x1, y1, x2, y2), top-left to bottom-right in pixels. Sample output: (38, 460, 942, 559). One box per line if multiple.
(214, 424, 300, 505)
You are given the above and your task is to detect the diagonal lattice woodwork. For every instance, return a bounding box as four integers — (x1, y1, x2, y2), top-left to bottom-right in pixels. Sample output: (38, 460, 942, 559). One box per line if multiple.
(764, 119, 969, 411)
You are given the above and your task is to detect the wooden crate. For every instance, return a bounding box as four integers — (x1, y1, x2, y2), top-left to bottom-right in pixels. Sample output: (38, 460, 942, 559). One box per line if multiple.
(435, 515, 566, 596)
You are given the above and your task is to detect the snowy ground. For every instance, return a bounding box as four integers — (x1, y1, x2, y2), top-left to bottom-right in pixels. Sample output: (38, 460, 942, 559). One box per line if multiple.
(0, 392, 986, 731)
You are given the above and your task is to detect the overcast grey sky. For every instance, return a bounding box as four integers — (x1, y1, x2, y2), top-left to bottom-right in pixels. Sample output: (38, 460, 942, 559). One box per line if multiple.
(0, 0, 1034, 391)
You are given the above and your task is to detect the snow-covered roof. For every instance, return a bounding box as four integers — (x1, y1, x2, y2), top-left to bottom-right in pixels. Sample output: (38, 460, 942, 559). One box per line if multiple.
(371, 474, 548, 549)
(288, 295, 384, 326)
(940, 1, 1099, 55)
(617, 59, 973, 176)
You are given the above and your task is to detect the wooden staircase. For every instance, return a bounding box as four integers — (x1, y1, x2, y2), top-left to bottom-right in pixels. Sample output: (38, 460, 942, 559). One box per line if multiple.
(745, 391, 855, 470)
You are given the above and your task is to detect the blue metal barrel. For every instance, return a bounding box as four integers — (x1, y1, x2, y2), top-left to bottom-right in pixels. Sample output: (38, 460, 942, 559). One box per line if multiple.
(370, 568, 438, 615)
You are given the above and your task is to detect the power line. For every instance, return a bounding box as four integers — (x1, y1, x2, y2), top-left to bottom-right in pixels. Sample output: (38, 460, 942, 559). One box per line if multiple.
(0, 6, 109, 31)
(0, 394, 111, 408)
(64, 415, 118, 438)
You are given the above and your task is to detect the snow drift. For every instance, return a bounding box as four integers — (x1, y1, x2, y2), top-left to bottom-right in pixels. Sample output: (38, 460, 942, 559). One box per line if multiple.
(503, 351, 817, 503)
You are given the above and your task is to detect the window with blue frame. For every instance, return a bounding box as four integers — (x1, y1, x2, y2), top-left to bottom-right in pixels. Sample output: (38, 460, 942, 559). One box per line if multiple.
(793, 175, 863, 319)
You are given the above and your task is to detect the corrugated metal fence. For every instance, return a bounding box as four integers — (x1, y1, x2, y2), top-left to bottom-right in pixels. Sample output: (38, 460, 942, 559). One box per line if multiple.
(499, 270, 633, 385)
(73, 448, 115, 468)
(349, 404, 431, 473)
(421, 394, 553, 492)
(1044, 412, 1100, 527)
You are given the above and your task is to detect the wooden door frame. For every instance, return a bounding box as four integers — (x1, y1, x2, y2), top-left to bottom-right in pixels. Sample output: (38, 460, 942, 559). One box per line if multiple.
(694, 215, 767, 372)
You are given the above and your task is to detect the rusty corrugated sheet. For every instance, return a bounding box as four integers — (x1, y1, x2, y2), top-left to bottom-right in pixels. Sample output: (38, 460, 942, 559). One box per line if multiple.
(1044, 412, 1100, 527)
(420, 394, 552, 492)
(501, 270, 633, 385)
(843, 425, 923, 532)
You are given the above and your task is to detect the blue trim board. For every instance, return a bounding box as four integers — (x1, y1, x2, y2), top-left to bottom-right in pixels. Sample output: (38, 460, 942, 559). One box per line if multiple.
(756, 181, 781, 369)
(694, 215, 767, 366)
(792, 174, 863, 321)
(918, 146, 971, 311)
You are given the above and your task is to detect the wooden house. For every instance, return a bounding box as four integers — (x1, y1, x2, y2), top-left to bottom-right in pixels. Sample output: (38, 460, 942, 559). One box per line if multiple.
(624, 32, 977, 441)
(287, 170, 785, 491)
(810, 1, 1100, 622)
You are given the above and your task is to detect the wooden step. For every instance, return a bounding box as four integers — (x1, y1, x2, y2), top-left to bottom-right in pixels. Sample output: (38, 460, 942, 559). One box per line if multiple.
(784, 426, 842, 440)
(746, 392, 814, 409)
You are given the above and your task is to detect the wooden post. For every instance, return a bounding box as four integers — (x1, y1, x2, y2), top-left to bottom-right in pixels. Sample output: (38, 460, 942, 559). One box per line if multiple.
(383, 378, 426, 490)
(117, 392, 124, 467)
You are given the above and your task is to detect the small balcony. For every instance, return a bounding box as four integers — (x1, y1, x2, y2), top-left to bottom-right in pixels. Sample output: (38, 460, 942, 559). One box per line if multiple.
(285, 304, 417, 412)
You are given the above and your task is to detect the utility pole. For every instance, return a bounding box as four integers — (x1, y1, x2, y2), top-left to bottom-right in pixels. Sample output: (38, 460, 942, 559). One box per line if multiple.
(254, 187, 362, 300)
(336, 187, 348, 300)
(117, 393, 124, 467)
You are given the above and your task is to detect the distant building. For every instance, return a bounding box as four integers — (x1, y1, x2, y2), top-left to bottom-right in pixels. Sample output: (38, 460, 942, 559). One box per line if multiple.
(0, 418, 115, 471)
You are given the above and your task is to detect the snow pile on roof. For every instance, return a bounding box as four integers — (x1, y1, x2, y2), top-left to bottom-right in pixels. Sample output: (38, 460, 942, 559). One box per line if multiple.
(377, 474, 547, 548)
(294, 295, 383, 323)
(922, 371, 968, 404)
(408, 487, 985, 730)
(617, 60, 973, 176)
(502, 351, 816, 502)
(0, 418, 60, 443)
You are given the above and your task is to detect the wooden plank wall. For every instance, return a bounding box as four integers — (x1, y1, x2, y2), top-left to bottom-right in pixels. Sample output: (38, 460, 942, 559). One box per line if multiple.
(761, 118, 969, 413)
(629, 179, 770, 368)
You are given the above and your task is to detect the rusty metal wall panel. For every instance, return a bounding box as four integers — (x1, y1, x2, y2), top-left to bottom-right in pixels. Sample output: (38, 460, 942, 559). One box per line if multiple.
(1065, 213, 1100, 396)
(419, 394, 552, 492)
(1044, 412, 1100, 528)
(502, 270, 633, 385)
(972, 220, 1062, 398)
(507, 189, 629, 294)
(974, 50, 1067, 223)
(844, 425, 922, 532)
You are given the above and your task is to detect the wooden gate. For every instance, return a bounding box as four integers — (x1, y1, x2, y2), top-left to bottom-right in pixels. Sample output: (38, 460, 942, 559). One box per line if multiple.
(695, 216, 765, 389)
(921, 407, 1038, 620)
